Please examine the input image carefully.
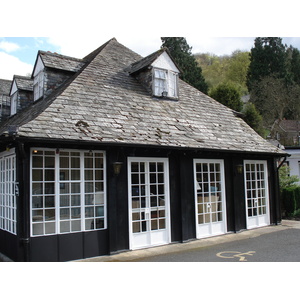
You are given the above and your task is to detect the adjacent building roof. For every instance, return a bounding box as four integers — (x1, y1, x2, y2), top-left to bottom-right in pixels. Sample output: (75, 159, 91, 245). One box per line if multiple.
(13, 75, 33, 92)
(0, 79, 12, 95)
(0, 38, 285, 155)
(37, 51, 86, 73)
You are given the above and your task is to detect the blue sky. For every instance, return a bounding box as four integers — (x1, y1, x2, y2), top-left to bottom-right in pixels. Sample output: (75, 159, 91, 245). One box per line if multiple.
(1, 0, 300, 80)
(1, 36, 300, 81)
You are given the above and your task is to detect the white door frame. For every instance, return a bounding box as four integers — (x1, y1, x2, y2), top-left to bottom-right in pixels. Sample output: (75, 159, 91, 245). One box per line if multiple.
(244, 160, 270, 229)
(128, 157, 171, 250)
(193, 159, 227, 239)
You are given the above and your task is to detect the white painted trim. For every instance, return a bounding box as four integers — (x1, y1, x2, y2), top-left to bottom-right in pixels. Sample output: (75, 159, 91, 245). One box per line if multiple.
(128, 157, 171, 250)
(30, 148, 107, 237)
(193, 159, 227, 239)
(244, 160, 270, 229)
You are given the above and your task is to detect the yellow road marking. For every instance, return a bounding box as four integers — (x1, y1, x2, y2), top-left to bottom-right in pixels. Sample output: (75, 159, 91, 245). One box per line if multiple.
(216, 251, 256, 261)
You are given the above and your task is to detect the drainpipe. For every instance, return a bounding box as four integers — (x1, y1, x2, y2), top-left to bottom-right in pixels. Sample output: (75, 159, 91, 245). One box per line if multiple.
(17, 141, 30, 262)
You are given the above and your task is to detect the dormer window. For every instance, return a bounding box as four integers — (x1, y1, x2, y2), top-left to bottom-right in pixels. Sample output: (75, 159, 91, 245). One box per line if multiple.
(33, 71, 44, 101)
(10, 92, 18, 116)
(153, 68, 178, 98)
(127, 48, 180, 100)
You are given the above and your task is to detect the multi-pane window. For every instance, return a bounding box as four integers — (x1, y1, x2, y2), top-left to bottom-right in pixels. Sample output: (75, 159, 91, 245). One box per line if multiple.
(31, 149, 106, 236)
(195, 161, 224, 225)
(153, 68, 178, 98)
(33, 71, 44, 101)
(130, 160, 167, 233)
(244, 161, 268, 217)
(0, 149, 17, 234)
(10, 92, 18, 116)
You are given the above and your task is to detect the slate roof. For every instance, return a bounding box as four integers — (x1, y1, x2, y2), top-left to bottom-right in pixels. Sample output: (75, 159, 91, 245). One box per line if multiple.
(0, 79, 12, 95)
(0, 38, 285, 155)
(37, 51, 86, 73)
(13, 75, 33, 92)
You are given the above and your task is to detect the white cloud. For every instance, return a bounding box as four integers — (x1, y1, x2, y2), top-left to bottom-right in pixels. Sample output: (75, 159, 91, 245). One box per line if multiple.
(0, 52, 33, 80)
(0, 41, 20, 53)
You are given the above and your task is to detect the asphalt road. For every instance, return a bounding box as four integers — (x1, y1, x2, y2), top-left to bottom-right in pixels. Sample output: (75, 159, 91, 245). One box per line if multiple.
(78, 219, 300, 262)
(134, 227, 300, 262)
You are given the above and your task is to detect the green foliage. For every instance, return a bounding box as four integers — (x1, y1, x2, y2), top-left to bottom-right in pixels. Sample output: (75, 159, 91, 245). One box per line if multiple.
(279, 165, 300, 190)
(242, 102, 266, 137)
(161, 37, 208, 94)
(247, 37, 288, 91)
(209, 82, 243, 111)
(195, 51, 250, 95)
(281, 186, 300, 216)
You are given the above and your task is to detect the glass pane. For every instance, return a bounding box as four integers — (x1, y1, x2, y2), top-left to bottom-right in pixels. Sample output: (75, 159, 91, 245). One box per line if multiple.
(60, 157, 69, 168)
(32, 156, 43, 168)
(71, 220, 81, 232)
(94, 193, 104, 205)
(32, 169, 43, 181)
(95, 206, 104, 217)
(45, 170, 55, 181)
(45, 156, 55, 168)
(45, 196, 55, 207)
(159, 218, 165, 229)
(45, 209, 55, 221)
(32, 210, 43, 222)
(71, 157, 80, 168)
(45, 222, 55, 234)
(85, 194, 94, 205)
(33, 223, 43, 235)
(85, 170, 94, 180)
(71, 207, 81, 219)
(151, 219, 158, 230)
(60, 208, 70, 220)
(32, 196, 43, 208)
(71, 195, 81, 206)
(132, 222, 140, 233)
(85, 207, 94, 217)
(85, 219, 93, 230)
(60, 221, 70, 233)
(71, 170, 80, 180)
(95, 218, 104, 229)
(132, 212, 140, 221)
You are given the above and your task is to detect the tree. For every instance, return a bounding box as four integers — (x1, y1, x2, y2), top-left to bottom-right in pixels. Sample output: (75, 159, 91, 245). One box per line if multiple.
(247, 37, 288, 91)
(161, 37, 208, 94)
(209, 82, 243, 112)
(242, 102, 265, 137)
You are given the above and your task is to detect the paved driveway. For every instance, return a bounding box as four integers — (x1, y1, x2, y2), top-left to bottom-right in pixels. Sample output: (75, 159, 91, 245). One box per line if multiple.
(80, 220, 300, 262)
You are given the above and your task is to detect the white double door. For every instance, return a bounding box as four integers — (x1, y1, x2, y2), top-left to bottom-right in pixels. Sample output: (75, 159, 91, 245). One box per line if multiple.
(194, 159, 227, 239)
(244, 161, 270, 229)
(128, 158, 171, 250)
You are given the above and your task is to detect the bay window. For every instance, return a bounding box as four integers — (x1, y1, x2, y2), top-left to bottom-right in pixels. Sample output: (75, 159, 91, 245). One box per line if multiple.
(30, 149, 106, 236)
(0, 149, 17, 234)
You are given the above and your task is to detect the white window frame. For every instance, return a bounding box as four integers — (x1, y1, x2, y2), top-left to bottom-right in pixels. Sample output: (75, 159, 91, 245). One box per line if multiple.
(0, 148, 17, 235)
(33, 70, 44, 101)
(30, 148, 107, 236)
(10, 92, 18, 116)
(244, 160, 270, 229)
(153, 68, 178, 98)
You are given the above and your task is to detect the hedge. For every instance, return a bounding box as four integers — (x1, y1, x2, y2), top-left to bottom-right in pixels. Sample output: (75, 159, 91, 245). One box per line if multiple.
(281, 186, 300, 215)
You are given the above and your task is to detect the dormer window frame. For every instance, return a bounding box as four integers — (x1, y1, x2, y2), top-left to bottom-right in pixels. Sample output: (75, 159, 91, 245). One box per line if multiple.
(152, 67, 179, 99)
(10, 91, 18, 116)
(33, 70, 44, 101)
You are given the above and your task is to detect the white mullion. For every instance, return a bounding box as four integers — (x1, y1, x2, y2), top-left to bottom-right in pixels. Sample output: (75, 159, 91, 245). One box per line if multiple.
(80, 151, 85, 231)
(55, 151, 60, 235)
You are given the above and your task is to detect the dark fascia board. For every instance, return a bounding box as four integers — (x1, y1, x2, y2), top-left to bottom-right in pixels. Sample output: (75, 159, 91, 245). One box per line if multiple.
(2, 136, 288, 158)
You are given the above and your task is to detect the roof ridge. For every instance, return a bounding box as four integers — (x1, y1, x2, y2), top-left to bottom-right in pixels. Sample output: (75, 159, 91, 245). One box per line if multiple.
(38, 50, 84, 62)
(82, 37, 118, 62)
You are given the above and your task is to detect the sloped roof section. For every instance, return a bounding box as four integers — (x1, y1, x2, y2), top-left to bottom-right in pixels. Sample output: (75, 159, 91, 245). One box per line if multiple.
(0, 79, 12, 95)
(14, 75, 33, 91)
(39, 51, 86, 72)
(0, 38, 284, 155)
